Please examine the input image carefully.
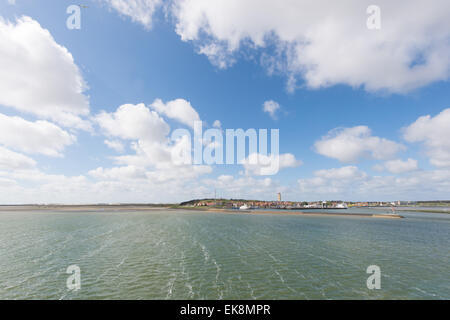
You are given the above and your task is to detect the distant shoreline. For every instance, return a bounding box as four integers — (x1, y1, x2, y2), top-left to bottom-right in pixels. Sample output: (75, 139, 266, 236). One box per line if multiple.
(203, 208, 403, 219)
(0, 205, 171, 212)
(0, 205, 404, 219)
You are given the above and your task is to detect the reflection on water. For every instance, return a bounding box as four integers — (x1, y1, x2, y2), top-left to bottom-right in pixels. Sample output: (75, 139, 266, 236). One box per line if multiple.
(0, 209, 449, 299)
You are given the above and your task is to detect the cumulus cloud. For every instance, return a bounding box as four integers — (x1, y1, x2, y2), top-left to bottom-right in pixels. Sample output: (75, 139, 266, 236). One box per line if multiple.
(150, 98, 200, 129)
(105, 0, 162, 29)
(203, 174, 277, 200)
(145, 164, 212, 183)
(171, 0, 450, 93)
(89, 166, 147, 180)
(98, 1, 450, 93)
(89, 165, 212, 185)
(315, 166, 367, 180)
(0, 177, 17, 188)
(0, 95, 212, 203)
(0, 167, 98, 204)
(92, 102, 212, 185)
(104, 140, 126, 153)
(197, 42, 235, 69)
(404, 108, 450, 168)
(0, 16, 90, 129)
(374, 158, 419, 174)
(95, 103, 175, 168)
(0, 146, 36, 170)
(217, 174, 233, 183)
(263, 100, 280, 119)
(0, 113, 76, 157)
(242, 152, 302, 176)
(298, 166, 367, 196)
(296, 163, 450, 200)
(95, 103, 170, 143)
(0, 157, 214, 203)
(314, 126, 404, 163)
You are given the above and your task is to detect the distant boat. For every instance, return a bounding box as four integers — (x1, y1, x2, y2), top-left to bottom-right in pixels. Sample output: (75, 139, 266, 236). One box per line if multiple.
(336, 203, 348, 209)
(239, 204, 250, 210)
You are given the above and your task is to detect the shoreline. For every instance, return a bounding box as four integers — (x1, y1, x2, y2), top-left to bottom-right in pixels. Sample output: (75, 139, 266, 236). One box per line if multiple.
(204, 208, 403, 219)
(0, 205, 171, 212)
(0, 205, 403, 218)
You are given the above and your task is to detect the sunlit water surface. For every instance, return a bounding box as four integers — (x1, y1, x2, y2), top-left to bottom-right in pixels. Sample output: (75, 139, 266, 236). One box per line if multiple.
(0, 209, 449, 299)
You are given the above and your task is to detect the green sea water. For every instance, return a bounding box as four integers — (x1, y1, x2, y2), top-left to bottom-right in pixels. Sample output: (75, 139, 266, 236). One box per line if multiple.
(0, 209, 449, 299)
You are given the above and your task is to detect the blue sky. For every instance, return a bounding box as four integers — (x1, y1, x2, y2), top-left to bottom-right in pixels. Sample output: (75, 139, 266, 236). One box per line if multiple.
(1, 0, 450, 203)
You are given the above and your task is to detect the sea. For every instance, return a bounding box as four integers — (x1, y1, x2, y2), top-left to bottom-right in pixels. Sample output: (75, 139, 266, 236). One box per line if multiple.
(0, 208, 448, 299)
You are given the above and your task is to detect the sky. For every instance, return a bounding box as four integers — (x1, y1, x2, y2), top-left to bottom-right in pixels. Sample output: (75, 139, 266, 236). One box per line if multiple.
(0, 0, 450, 204)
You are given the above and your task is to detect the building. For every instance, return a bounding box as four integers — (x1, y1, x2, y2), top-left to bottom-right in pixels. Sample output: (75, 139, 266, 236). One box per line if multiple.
(277, 193, 281, 202)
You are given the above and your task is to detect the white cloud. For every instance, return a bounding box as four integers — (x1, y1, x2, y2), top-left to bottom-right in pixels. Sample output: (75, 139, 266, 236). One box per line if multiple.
(3, 163, 450, 203)
(92, 102, 212, 187)
(145, 164, 212, 183)
(95, 103, 176, 170)
(217, 174, 233, 183)
(297, 166, 359, 196)
(314, 126, 404, 163)
(105, 0, 162, 29)
(375, 158, 419, 174)
(0, 162, 214, 204)
(315, 166, 367, 180)
(263, 100, 280, 119)
(242, 152, 302, 176)
(151, 98, 200, 128)
(197, 42, 235, 69)
(104, 140, 125, 153)
(296, 164, 450, 201)
(89, 166, 147, 180)
(298, 166, 367, 196)
(356, 169, 450, 201)
(95, 103, 170, 143)
(0, 16, 90, 129)
(172, 0, 450, 93)
(0, 113, 76, 157)
(112, 140, 170, 168)
(0, 146, 36, 170)
(404, 108, 450, 168)
(0, 177, 17, 187)
(203, 174, 276, 200)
